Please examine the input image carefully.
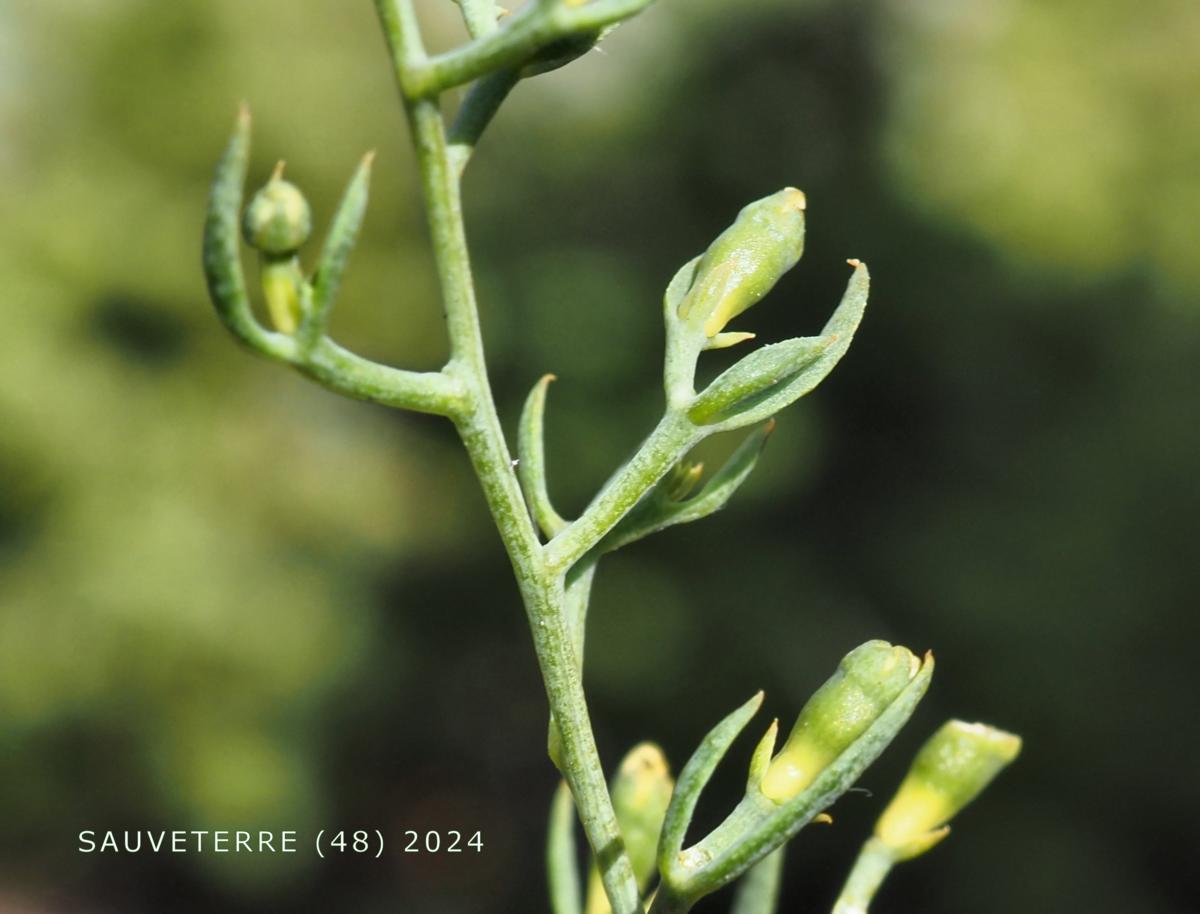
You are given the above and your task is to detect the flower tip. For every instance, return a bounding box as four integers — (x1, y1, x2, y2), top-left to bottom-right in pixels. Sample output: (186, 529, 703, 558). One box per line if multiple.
(621, 742, 670, 779)
(781, 187, 807, 211)
(950, 720, 1022, 763)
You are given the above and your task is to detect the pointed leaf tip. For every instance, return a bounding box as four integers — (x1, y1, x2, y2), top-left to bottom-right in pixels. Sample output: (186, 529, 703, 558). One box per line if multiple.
(660, 690, 765, 878)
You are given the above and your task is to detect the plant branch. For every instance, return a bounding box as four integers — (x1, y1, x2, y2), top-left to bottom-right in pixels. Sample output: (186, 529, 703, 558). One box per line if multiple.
(374, 6, 641, 912)
(296, 337, 466, 414)
(453, 0, 504, 39)
(406, 0, 658, 97)
(830, 839, 895, 914)
(545, 411, 700, 573)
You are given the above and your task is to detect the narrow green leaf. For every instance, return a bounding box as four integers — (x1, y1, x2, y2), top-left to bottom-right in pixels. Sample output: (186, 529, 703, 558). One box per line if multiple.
(688, 261, 870, 429)
(688, 337, 828, 425)
(745, 718, 779, 794)
(302, 151, 375, 347)
(599, 421, 773, 553)
(448, 68, 522, 177)
(202, 105, 290, 359)
(518, 374, 568, 537)
(662, 255, 703, 402)
(664, 255, 702, 316)
(658, 692, 764, 877)
(548, 781, 584, 914)
(520, 27, 614, 78)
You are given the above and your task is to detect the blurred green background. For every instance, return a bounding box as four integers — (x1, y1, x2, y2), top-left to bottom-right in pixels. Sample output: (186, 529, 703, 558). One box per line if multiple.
(2, 0, 1197, 911)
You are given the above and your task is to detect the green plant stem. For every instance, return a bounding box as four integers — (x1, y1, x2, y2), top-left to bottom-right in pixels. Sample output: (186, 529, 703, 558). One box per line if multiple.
(646, 887, 689, 914)
(830, 839, 895, 914)
(454, 0, 503, 39)
(374, 4, 640, 912)
(546, 412, 699, 573)
(406, 0, 658, 97)
(297, 336, 466, 413)
(729, 848, 785, 914)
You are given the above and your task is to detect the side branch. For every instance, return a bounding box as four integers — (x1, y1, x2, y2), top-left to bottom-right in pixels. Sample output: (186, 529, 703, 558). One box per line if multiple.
(299, 338, 467, 415)
(406, 0, 659, 97)
(545, 411, 700, 573)
(201, 104, 465, 418)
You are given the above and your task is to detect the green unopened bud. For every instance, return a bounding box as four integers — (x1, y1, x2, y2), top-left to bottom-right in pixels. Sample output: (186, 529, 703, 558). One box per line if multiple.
(612, 743, 673, 888)
(584, 743, 674, 914)
(664, 460, 704, 502)
(874, 720, 1020, 860)
(678, 188, 806, 338)
(760, 641, 921, 803)
(242, 163, 312, 256)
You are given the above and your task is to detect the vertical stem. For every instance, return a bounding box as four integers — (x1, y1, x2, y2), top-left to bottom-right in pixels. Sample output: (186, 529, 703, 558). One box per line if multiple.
(831, 839, 895, 914)
(373, 5, 640, 911)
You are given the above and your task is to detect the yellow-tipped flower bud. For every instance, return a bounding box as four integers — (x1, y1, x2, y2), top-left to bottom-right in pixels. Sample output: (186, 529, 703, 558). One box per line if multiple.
(678, 188, 807, 338)
(760, 641, 921, 803)
(874, 720, 1021, 860)
(584, 743, 674, 914)
(611, 743, 674, 889)
(242, 164, 312, 256)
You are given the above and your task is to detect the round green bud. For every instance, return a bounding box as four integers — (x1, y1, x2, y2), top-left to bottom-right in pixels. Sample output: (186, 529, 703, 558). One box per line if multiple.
(242, 166, 312, 256)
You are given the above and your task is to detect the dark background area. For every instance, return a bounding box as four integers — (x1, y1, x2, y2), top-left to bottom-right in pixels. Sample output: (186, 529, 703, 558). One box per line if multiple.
(2, 1, 1197, 912)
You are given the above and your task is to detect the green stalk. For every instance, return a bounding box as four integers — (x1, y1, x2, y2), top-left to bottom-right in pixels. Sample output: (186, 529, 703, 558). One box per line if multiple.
(830, 839, 895, 914)
(545, 412, 699, 574)
(372, 4, 640, 912)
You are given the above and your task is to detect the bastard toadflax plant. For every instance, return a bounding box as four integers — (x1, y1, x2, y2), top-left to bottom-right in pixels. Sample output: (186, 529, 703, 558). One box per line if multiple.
(202, 2, 1020, 911)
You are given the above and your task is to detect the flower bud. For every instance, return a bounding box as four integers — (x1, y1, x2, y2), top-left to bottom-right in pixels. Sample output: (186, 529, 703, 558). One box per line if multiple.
(677, 188, 806, 338)
(663, 460, 704, 502)
(874, 720, 1020, 860)
(760, 641, 921, 803)
(584, 743, 674, 914)
(242, 163, 312, 256)
(611, 743, 673, 890)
